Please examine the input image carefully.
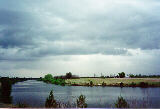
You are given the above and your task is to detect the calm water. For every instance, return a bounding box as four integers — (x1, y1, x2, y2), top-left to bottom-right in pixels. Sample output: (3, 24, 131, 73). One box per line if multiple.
(10, 80, 160, 108)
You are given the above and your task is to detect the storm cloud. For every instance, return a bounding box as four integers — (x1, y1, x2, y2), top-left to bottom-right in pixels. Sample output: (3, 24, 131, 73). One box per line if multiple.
(0, 0, 160, 77)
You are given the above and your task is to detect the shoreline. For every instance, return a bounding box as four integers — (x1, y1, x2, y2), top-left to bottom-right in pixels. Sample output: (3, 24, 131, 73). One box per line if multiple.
(65, 78, 160, 87)
(65, 83, 160, 87)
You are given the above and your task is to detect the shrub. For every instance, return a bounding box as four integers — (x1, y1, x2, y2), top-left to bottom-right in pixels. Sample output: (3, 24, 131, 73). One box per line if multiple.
(84, 82, 89, 86)
(101, 76, 105, 79)
(90, 81, 93, 86)
(129, 74, 135, 78)
(120, 82, 124, 87)
(139, 82, 148, 87)
(17, 102, 28, 108)
(42, 74, 65, 85)
(130, 82, 136, 87)
(102, 82, 106, 86)
(60, 79, 65, 86)
(45, 90, 58, 108)
(115, 96, 129, 108)
(76, 95, 87, 108)
(118, 72, 125, 78)
(54, 79, 65, 86)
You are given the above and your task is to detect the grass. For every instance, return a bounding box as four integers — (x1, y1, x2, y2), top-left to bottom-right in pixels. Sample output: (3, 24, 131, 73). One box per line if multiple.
(65, 78, 160, 87)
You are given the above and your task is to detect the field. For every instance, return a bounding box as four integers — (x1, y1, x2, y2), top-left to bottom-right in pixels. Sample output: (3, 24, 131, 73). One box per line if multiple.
(65, 78, 160, 87)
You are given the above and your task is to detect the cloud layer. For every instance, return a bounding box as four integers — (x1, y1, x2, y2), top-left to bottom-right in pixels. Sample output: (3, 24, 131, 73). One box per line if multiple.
(0, 0, 160, 77)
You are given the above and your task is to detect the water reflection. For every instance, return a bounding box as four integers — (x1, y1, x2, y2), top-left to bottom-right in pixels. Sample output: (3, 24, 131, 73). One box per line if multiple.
(66, 86, 73, 103)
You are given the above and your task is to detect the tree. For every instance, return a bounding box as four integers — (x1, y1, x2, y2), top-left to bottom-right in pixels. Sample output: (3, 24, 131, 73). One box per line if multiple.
(66, 72, 72, 79)
(129, 74, 135, 78)
(45, 90, 58, 108)
(77, 95, 87, 108)
(118, 72, 125, 78)
(44, 74, 53, 81)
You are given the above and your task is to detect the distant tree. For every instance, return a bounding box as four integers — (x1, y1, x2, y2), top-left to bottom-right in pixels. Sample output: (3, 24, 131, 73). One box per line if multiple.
(44, 74, 53, 80)
(100, 73, 105, 78)
(94, 74, 96, 78)
(106, 76, 110, 78)
(66, 72, 72, 79)
(77, 95, 87, 108)
(101, 75, 105, 79)
(129, 74, 135, 78)
(118, 72, 125, 78)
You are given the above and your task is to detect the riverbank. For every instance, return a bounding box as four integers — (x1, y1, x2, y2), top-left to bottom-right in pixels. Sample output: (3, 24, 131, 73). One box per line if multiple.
(0, 78, 29, 108)
(0, 103, 17, 108)
(0, 82, 1, 90)
(65, 78, 160, 87)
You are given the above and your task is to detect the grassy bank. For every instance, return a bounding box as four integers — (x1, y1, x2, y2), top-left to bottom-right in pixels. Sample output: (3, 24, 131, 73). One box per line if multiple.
(65, 78, 160, 87)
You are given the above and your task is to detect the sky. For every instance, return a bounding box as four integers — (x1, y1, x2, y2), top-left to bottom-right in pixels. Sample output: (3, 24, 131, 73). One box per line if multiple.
(0, 0, 160, 77)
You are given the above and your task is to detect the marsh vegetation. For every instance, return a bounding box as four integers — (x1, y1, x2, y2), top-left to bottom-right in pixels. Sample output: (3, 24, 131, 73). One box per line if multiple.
(66, 78, 160, 87)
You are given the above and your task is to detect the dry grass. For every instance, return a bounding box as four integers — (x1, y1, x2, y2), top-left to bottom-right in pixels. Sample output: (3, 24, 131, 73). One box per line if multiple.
(65, 78, 160, 86)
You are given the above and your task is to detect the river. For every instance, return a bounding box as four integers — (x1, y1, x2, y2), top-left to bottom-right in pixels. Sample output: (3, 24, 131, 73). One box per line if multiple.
(10, 80, 160, 108)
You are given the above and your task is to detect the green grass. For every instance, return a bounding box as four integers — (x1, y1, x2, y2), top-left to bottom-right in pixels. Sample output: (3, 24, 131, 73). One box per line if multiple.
(65, 78, 160, 87)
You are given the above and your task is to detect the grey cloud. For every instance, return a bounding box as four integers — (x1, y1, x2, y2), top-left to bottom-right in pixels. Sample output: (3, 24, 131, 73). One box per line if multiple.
(0, 0, 160, 77)
(0, 0, 160, 61)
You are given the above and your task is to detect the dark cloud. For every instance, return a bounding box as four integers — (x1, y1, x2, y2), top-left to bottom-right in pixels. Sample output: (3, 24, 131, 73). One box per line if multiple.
(0, 0, 160, 52)
(0, 0, 160, 76)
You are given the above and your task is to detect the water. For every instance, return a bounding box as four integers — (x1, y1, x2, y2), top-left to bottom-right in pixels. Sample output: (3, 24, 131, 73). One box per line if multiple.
(10, 80, 160, 108)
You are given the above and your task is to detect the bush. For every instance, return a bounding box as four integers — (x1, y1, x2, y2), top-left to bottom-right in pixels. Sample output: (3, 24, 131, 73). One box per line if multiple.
(139, 82, 148, 87)
(101, 76, 105, 79)
(129, 74, 135, 78)
(130, 82, 136, 87)
(17, 102, 28, 108)
(90, 81, 93, 86)
(84, 82, 90, 86)
(76, 95, 87, 108)
(115, 96, 129, 108)
(120, 82, 123, 87)
(42, 74, 65, 85)
(45, 90, 58, 108)
(118, 72, 125, 78)
(54, 79, 65, 86)
(102, 82, 106, 86)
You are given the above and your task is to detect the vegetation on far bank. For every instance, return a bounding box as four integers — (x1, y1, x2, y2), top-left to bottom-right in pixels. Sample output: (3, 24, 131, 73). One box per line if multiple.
(40, 74, 66, 86)
(40, 72, 80, 85)
(40, 72, 160, 87)
(66, 78, 160, 87)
